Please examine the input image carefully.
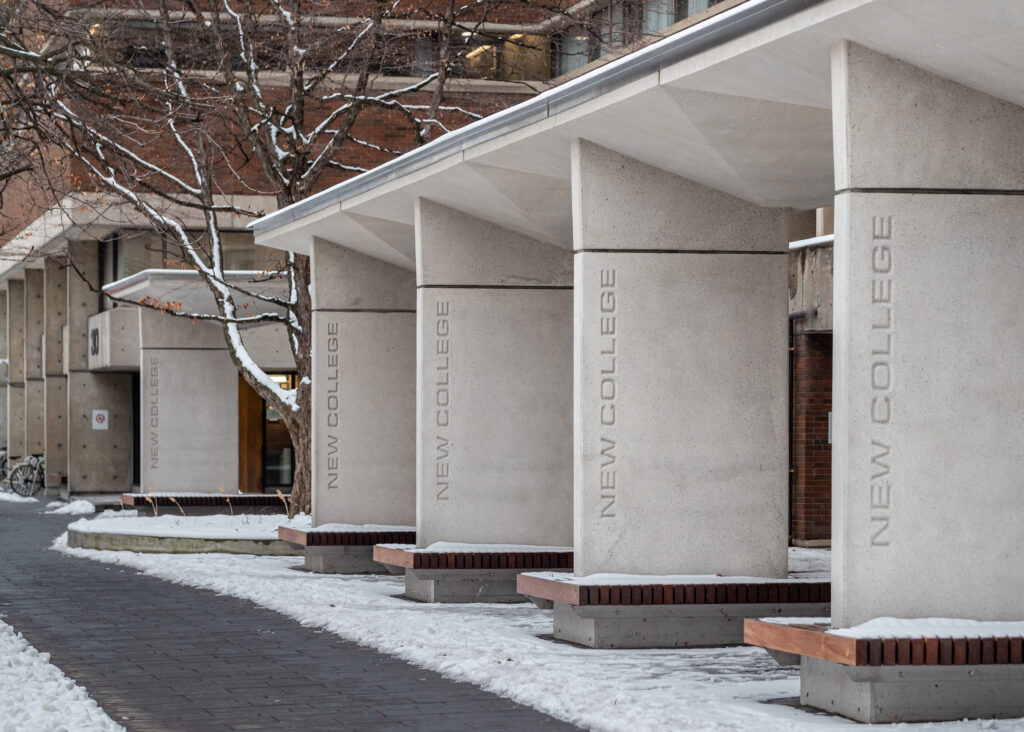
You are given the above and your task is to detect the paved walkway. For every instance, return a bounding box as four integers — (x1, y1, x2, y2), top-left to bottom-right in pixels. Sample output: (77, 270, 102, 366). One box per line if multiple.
(0, 501, 577, 731)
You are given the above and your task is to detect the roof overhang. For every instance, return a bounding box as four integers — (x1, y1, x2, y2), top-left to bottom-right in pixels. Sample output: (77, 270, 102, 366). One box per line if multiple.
(0, 194, 278, 284)
(252, 0, 1024, 267)
(103, 268, 289, 318)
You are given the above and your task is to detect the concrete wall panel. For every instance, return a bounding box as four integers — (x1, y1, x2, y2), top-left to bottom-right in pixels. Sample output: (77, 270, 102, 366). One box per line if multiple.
(574, 252, 789, 576)
(312, 312, 415, 526)
(416, 287, 573, 547)
(7, 385, 24, 458)
(67, 372, 133, 493)
(44, 258, 69, 485)
(44, 376, 67, 484)
(140, 347, 238, 492)
(310, 240, 416, 527)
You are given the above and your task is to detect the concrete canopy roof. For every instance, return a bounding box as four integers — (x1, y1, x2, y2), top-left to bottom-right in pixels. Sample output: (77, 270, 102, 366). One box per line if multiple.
(104, 269, 288, 318)
(251, 0, 1024, 269)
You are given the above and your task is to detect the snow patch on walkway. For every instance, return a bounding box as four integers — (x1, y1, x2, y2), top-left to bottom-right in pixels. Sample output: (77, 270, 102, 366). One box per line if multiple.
(52, 537, 1024, 732)
(46, 500, 97, 515)
(0, 618, 123, 732)
(0, 491, 37, 504)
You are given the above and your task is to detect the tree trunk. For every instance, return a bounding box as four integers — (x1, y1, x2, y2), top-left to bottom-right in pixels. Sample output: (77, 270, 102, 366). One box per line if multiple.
(284, 408, 312, 515)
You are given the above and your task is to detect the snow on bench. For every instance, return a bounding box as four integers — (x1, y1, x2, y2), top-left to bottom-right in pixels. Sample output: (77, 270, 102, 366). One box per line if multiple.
(744, 617, 1024, 666)
(278, 524, 415, 547)
(373, 543, 573, 570)
(519, 572, 830, 607)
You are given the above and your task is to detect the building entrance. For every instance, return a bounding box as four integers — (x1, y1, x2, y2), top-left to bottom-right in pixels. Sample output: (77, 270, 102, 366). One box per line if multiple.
(238, 374, 296, 493)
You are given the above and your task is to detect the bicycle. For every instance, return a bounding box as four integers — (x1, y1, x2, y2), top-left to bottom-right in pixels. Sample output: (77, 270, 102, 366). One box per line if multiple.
(10, 455, 46, 497)
(0, 451, 9, 491)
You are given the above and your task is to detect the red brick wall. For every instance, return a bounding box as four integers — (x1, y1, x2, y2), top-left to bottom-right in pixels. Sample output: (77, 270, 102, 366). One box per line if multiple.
(790, 332, 832, 543)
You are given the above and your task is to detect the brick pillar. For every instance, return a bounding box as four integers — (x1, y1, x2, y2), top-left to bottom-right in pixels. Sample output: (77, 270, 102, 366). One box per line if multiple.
(790, 332, 832, 544)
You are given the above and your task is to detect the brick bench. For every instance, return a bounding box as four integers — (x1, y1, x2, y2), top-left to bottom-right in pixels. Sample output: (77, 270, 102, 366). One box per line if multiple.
(373, 544, 573, 603)
(279, 526, 416, 574)
(121, 493, 290, 516)
(743, 618, 1024, 722)
(518, 572, 831, 649)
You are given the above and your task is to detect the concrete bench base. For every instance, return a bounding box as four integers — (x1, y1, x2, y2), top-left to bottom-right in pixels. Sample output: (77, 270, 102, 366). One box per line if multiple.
(304, 545, 385, 574)
(67, 529, 302, 556)
(278, 526, 416, 575)
(554, 601, 831, 649)
(521, 573, 831, 648)
(373, 545, 573, 603)
(745, 619, 1024, 723)
(803, 656, 1024, 723)
(405, 568, 542, 603)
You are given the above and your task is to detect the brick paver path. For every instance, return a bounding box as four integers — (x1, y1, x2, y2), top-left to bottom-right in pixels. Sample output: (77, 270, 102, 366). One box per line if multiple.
(0, 501, 577, 731)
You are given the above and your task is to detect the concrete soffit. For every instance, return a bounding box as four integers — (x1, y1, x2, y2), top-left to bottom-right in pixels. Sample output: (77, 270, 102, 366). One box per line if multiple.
(252, 0, 1024, 262)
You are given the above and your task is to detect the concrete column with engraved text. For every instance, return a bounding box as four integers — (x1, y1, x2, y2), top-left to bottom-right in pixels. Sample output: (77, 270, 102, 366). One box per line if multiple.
(831, 42, 1024, 626)
(139, 309, 237, 493)
(572, 139, 790, 578)
(310, 238, 416, 526)
(414, 198, 573, 547)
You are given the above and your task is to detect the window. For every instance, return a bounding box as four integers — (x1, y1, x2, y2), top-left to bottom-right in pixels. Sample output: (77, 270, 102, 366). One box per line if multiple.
(552, 0, 726, 77)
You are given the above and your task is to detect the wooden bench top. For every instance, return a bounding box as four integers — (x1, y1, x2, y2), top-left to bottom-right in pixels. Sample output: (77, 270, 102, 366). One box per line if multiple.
(121, 493, 289, 508)
(744, 619, 1024, 667)
(372, 545, 573, 571)
(518, 573, 830, 607)
(278, 526, 416, 547)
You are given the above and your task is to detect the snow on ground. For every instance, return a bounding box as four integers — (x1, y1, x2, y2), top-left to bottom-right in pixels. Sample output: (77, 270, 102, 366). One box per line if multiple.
(52, 537, 1024, 732)
(45, 500, 96, 515)
(0, 491, 37, 504)
(0, 618, 123, 732)
(67, 512, 308, 540)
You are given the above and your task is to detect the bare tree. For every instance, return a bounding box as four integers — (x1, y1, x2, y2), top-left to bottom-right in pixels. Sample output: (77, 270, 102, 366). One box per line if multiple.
(0, 0, 562, 512)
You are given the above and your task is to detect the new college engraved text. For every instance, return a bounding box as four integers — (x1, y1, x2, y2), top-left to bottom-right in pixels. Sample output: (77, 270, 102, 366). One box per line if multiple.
(148, 354, 159, 470)
(598, 269, 617, 519)
(324, 321, 341, 490)
(868, 216, 894, 547)
(435, 300, 451, 501)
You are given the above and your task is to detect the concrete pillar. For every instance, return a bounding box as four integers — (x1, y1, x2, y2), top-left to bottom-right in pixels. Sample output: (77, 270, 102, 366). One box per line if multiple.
(44, 257, 68, 487)
(66, 241, 133, 495)
(0, 291, 7, 450)
(571, 139, 790, 578)
(310, 239, 416, 526)
(139, 309, 237, 493)
(7, 279, 25, 458)
(415, 198, 573, 547)
(23, 269, 44, 455)
(831, 42, 1024, 626)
